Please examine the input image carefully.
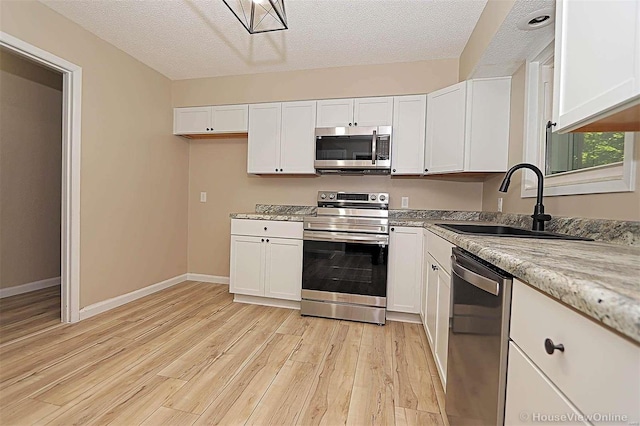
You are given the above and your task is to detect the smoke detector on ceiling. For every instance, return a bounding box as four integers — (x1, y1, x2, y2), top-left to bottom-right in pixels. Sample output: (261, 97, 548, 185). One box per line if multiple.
(517, 8, 555, 31)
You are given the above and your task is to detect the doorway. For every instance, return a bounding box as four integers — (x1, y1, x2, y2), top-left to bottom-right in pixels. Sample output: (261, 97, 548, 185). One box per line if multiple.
(0, 32, 81, 324)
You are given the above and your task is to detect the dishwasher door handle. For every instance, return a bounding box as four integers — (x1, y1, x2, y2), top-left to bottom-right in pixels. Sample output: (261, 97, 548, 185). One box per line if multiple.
(451, 256, 500, 296)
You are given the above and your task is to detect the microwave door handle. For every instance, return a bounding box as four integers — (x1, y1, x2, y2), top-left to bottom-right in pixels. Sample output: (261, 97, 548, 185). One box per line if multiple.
(371, 130, 377, 164)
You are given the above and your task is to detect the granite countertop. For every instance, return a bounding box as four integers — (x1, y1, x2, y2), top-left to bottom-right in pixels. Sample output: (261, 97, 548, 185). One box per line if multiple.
(230, 206, 640, 343)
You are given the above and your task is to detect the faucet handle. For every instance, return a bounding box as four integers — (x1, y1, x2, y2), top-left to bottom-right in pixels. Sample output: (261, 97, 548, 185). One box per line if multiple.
(532, 213, 552, 221)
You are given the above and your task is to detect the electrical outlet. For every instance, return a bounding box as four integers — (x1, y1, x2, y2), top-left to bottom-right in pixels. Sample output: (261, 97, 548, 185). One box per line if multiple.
(497, 197, 503, 212)
(401, 197, 409, 209)
(200, 192, 207, 203)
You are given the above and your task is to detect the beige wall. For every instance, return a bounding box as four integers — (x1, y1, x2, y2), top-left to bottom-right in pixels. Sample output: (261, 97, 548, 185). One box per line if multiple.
(459, 0, 516, 81)
(189, 140, 483, 277)
(481, 64, 640, 221)
(0, 48, 62, 289)
(1, 1, 189, 307)
(175, 58, 486, 276)
(173, 58, 459, 106)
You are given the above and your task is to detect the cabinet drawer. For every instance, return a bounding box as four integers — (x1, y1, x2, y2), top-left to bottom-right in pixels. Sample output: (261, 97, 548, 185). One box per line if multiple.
(510, 279, 640, 424)
(231, 219, 303, 239)
(505, 342, 587, 425)
(427, 231, 454, 274)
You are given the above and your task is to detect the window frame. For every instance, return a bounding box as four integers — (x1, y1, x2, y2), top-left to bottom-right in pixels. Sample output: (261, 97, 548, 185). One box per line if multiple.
(521, 42, 636, 198)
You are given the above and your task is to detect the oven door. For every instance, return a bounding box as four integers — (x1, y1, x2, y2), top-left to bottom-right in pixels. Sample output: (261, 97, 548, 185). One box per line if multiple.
(302, 231, 388, 306)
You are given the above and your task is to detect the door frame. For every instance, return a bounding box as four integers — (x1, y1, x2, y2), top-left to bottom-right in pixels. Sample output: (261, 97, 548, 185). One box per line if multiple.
(1, 31, 81, 323)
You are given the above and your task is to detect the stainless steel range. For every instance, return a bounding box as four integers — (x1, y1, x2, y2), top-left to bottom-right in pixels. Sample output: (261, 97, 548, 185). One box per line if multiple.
(301, 191, 389, 325)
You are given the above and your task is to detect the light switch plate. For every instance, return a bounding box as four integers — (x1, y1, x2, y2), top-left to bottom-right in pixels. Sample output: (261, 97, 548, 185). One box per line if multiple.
(498, 197, 503, 212)
(401, 197, 409, 208)
(200, 192, 207, 203)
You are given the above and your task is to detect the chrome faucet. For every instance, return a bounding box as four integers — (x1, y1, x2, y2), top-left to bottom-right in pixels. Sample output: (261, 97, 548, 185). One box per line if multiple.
(499, 163, 551, 231)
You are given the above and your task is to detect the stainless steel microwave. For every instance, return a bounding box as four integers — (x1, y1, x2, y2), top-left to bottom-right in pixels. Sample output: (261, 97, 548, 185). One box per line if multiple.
(314, 126, 392, 174)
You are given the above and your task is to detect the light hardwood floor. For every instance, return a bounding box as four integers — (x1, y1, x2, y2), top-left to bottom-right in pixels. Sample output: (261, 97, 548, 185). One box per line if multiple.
(0, 286, 61, 345)
(0, 282, 448, 425)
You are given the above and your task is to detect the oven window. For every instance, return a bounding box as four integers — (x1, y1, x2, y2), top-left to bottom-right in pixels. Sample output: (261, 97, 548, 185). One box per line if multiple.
(316, 136, 373, 161)
(302, 240, 388, 297)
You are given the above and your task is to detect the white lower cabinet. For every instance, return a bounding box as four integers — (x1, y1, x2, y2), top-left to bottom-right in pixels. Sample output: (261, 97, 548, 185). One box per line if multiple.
(505, 342, 588, 425)
(230, 220, 303, 302)
(507, 279, 640, 425)
(422, 231, 454, 388)
(229, 235, 265, 297)
(264, 237, 302, 301)
(425, 254, 439, 348)
(387, 226, 423, 313)
(434, 266, 451, 385)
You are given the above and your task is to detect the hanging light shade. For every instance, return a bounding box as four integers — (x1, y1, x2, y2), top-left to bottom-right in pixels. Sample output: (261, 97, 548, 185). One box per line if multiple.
(223, 0, 288, 34)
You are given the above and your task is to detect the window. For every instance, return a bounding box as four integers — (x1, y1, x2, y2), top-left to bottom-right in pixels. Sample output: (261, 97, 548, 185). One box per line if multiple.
(521, 43, 636, 197)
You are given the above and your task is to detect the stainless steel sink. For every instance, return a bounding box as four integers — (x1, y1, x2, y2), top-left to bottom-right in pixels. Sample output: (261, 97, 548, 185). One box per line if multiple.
(436, 223, 593, 241)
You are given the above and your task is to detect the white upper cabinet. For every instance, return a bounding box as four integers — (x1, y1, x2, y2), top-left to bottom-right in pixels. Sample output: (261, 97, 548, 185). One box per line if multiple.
(425, 82, 467, 173)
(211, 105, 249, 133)
(248, 103, 282, 174)
(553, 0, 640, 132)
(353, 97, 394, 126)
(316, 97, 393, 127)
(174, 105, 248, 135)
(280, 101, 317, 174)
(425, 77, 511, 175)
(316, 98, 354, 127)
(248, 101, 316, 175)
(387, 226, 423, 314)
(391, 95, 427, 175)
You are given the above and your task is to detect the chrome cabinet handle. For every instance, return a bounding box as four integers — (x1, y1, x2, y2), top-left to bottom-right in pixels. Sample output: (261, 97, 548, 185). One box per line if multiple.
(544, 338, 564, 354)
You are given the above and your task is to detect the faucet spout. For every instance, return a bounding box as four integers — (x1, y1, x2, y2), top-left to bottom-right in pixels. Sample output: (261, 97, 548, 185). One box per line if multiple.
(498, 163, 551, 231)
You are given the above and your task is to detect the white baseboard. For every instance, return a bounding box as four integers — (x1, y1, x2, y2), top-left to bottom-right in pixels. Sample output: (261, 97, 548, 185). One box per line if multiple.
(386, 311, 422, 324)
(78, 273, 188, 320)
(186, 273, 229, 285)
(234, 294, 300, 310)
(0, 276, 61, 298)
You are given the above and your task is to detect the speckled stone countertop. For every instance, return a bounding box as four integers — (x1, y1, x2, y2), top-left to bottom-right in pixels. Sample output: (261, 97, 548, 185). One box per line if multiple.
(231, 205, 640, 342)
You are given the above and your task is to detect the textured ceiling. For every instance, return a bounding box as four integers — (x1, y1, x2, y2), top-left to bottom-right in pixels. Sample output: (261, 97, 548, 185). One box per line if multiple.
(41, 0, 488, 80)
(472, 0, 555, 78)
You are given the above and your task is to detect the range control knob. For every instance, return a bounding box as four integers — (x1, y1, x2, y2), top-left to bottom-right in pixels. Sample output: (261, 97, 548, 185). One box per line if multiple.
(320, 193, 327, 200)
(379, 194, 386, 202)
(328, 193, 335, 200)
(370, 194, 377, 201)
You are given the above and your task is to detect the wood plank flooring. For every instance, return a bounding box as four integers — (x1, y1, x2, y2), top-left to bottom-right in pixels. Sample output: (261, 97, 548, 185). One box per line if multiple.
(0, 286, 61, 345)
(0, 282, 447, 425)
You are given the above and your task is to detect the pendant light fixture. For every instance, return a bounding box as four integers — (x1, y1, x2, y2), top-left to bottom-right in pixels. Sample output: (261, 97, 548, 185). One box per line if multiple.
(223, 0, 288, 34)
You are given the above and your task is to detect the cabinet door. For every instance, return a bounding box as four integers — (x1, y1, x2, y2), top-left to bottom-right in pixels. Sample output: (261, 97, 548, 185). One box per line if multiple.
(212, 105, 248, 132)
(425, 82, 467, 174)
(464, 78, 511, 172)
(435, 267, 451, 385)
(505, 342, 588, 426)
(354, 97, 394, 126)
(553, 0, 640, 132)
(248, 103, 282, 174)
(173, 107, 212, 134)
(391, 95, 427, 175)
(387, 227, 423, 313)
(264, 238, 302, 301)
(425, 254, 438, 348)
(316, 99, 354, 127)
(230, 235, 265, 297)
(420, 230, 429, 322)
(280, 101, 316, 174)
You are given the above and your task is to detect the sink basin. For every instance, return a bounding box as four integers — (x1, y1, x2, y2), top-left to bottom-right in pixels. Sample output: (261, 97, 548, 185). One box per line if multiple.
(436, 223, 593, 241)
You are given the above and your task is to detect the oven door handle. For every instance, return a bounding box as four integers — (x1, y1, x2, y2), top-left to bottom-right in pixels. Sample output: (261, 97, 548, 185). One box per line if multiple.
(304, 231, 388, 245)
(451, 255, 500, 296)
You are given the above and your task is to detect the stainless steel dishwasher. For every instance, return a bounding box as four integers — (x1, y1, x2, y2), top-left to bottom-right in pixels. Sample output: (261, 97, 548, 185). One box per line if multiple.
(446, 247, 513, 426)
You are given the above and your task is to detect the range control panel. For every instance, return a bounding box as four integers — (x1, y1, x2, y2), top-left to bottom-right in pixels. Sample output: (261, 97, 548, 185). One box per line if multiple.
(317, 191, 389, 206)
